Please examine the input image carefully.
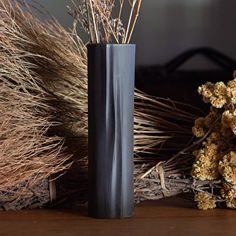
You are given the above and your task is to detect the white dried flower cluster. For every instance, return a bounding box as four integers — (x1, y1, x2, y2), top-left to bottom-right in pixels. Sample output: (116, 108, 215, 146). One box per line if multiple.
(192, 75, 236, 210)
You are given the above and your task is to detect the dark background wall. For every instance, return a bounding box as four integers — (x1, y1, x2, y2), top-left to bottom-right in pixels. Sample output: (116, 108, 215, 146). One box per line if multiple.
(34, 0, 236, 68)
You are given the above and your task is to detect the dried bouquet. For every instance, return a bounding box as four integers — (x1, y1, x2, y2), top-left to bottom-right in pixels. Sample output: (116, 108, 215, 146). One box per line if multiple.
(68, 0, 142, 43)
(192, 75, 236, 210)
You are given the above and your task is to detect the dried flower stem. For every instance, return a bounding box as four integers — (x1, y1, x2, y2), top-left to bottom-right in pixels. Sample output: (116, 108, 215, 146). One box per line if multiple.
(124, 0, 142, 43)
(116, 0, 124, 38)
(124, 0, 136, 43)
(92, 1, 120, 43)
(85, 0, 95, 42)
(127, 0, 142, 43)
(88, 0, 100, 43)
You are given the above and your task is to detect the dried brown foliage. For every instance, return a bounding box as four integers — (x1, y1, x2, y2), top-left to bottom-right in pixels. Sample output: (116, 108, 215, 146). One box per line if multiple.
(0, 0, 72, 210)
(0, 0, 204, 208)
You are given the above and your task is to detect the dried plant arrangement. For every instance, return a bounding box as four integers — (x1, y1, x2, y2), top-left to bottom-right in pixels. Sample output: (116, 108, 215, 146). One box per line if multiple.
(0, 0, 208, 209)
(68, 0, 142, 43)
(191, 74, 236, 210)
(64, 0, 208, 206)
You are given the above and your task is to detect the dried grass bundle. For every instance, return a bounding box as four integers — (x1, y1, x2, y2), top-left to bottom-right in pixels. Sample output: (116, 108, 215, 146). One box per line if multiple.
(0, 0, 204, 208)
(0, 0, 72, 210)
(0, 0, 89, 157)
(134, 90, 202, 158)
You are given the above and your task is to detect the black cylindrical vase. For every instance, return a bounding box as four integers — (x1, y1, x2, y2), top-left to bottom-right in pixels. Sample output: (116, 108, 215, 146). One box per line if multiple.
(88, 44, 135, 219)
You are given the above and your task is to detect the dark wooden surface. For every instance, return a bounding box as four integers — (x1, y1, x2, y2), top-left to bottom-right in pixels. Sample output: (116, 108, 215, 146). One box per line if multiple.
(0, 197, 236, 236)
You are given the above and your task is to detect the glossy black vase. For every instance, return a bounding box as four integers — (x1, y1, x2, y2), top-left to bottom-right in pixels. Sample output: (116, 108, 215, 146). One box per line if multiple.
(88, 44, 135, 219)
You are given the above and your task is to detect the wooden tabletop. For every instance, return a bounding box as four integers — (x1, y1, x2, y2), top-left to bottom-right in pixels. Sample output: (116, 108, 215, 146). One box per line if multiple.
(0, 197, 236, 236)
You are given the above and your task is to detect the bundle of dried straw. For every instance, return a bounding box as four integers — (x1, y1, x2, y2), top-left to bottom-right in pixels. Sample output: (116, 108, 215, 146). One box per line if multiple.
(0, 0, 73, 210)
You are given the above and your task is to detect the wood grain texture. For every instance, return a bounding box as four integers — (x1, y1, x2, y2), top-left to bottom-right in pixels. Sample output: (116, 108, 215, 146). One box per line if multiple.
(1, 198, 236, 236)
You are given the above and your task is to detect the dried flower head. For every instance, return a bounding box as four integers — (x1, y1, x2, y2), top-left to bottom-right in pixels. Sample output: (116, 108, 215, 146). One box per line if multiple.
(192, 117, 206, 138)
(198, 81, 227, 108)
(219, 152, 236, 184)
(221, 183, 236, 209)
(195, 192, 216, 210)
(192, 132, 223, 181)
(221, 110, 236, 135)
(226, 79, 236, 105)
(192, 110, 219, 138)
